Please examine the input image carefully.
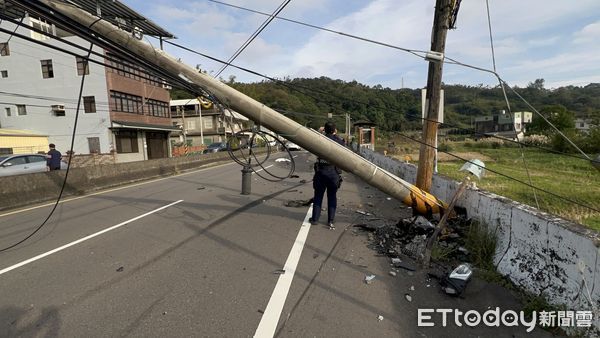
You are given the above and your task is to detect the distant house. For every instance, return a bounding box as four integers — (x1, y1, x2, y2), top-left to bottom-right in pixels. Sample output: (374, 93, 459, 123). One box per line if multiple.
(575, 118, 596, 133)
(473, 111, 532, 140)
(0, 1, 178, 162)
(169, 99, 249, 146)
(0, 129, 48, 155)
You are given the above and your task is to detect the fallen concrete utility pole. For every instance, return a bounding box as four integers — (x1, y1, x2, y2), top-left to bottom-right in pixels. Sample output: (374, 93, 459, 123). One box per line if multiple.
(41, 0, 448, 215)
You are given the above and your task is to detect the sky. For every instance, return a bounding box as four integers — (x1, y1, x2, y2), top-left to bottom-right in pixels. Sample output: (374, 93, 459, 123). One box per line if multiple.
(123, 0, 600, 90)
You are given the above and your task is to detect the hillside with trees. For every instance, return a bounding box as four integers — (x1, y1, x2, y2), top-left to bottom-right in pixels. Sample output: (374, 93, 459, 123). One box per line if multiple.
(171, 77, 600, 153)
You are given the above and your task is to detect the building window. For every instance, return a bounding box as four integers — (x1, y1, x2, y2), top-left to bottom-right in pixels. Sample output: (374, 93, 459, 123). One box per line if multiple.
(110, 91, 143, 114)
(115, 131, 139, 153)
(5, 107, 10, 116)
(186, 120, 196, 130)
(16, 105, 27, 116)
(203, 116, 213, 129)
(83, 96, 96, 113)
(76, 56, 89, 75)
(580, 122, 585, 128)
(1, 70, 7, 78)
(146, 99, 169, 117)
(0, 42, 9, 56)
(41, 59, 54, 78)
(88, 137, 101, 153)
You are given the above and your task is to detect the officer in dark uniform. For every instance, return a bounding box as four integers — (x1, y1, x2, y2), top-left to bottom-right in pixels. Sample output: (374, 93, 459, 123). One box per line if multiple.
(309, 121, 345, 229)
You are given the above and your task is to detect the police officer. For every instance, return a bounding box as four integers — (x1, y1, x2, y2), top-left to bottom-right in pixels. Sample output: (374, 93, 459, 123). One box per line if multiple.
(309, 121, 345, 229)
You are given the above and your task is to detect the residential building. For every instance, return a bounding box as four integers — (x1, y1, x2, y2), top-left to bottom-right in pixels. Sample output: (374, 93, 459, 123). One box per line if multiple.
(473, 111, 533, 140)
(575, 118, 596, 133)
(170, 98, 248, 146)
(0, 1, 178, 162)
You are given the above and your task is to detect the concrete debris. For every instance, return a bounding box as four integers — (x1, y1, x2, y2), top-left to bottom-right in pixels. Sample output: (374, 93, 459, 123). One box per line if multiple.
(365, 214, 472, 264)
(391, 257, 402, 265)
(378, 315, 384, 321)
(413, 216, 435, 229)
(365, 274, 376, 284)
(273, 269, 286, 275)
(367, 202, 374, 207)
(389, 271, 397, 277)
(284, 198, 313, 207)
(355, 210, 372, 216)
(405, 294, 412, 302)
(410, 285, 415, 291)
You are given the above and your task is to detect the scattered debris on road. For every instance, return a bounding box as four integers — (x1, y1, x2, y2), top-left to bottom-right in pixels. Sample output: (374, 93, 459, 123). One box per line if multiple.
(378, 315, 384, 321)
(365, 274, 376, 284)
(405, 294, 412, 302)
(284, 198, 313, 207)
(355, 210, 372, 216)
(273, 269, 286, 275)
(116, 266, 124, 272)
(389, 271, 397, 277)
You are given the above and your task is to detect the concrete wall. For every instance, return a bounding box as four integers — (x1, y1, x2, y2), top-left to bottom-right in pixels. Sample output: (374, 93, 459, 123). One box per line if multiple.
(360, 148, 600, 320)
(0, 151, 236, 212)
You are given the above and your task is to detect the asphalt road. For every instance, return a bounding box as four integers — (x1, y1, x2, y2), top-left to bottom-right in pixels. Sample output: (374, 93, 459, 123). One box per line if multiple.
(0, 151, 554, 337)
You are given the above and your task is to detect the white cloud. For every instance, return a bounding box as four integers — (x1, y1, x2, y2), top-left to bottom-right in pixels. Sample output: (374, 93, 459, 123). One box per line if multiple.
(573, 21, 600, 44)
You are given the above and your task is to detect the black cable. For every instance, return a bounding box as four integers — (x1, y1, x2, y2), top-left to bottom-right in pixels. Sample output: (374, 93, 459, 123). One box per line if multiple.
(0, 43, 94, 252)
(206, 0, 428, 59)
(166, 40, 600, 165)
(214, 0, 291, 77)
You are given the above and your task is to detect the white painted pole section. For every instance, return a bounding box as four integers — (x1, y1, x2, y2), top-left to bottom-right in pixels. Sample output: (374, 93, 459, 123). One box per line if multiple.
(254, 205, 313, 338)
(0, 200, 184, 276)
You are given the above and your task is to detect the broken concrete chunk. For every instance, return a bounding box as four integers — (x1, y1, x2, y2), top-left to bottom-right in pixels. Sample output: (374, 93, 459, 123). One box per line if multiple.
(355, 210, 372, 216)
(378, 315, 384, 321)
(391, 258, 402, 265)
(365, 274, 376, 284)
(405, 294, 412, 302)
(389, 271, 397, 277)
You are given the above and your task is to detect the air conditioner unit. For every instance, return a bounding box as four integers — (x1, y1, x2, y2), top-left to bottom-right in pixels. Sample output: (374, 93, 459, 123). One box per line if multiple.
(162, 83, 172, 90)
(51, 104, 65, 112)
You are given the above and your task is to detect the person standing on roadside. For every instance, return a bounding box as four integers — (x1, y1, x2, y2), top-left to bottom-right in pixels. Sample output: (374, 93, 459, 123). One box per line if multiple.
(46, 143, 62, 171)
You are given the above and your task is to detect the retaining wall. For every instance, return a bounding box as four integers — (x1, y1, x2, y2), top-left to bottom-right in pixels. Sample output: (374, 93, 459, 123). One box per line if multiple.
(0, 151, 236, 212)
(360, 148, 600, 324)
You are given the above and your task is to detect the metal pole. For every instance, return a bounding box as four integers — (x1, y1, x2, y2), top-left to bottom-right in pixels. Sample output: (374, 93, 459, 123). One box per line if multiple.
(42, 0, 447, 215)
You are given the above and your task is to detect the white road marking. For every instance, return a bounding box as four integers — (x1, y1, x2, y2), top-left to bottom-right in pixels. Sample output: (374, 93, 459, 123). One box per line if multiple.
(252, 164, 274, 174)
(254, 205, 313, 338)
(0, 161, 235, 218)
(0, 200, 184, 276)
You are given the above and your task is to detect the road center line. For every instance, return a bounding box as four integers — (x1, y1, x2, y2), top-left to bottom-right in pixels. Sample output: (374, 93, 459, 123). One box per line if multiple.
(0, 200, 184, 276)
(254, 205, 313, 338)
(252, 164, 274, 174)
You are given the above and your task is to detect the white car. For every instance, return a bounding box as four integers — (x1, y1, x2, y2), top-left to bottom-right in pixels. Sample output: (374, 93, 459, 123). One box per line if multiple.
(285, 141, 302, 151)
(0, 154, 67, 177)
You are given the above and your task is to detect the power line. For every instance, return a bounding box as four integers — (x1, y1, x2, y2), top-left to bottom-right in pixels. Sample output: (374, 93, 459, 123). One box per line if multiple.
(394, 131, 600, 214)
(206, 0, 428, 59)
(484, 0, 540, 209)
(214, 0, 292, 77)
(165, 40, 600, 165)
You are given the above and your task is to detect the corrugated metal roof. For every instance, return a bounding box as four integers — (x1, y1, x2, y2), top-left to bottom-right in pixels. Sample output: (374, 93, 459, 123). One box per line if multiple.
(0, 129, 48, 137)
(2, 0, 175, 38)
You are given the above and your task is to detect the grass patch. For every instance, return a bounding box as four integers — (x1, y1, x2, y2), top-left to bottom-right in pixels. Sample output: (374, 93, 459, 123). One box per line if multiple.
(436, 144, 600, 230)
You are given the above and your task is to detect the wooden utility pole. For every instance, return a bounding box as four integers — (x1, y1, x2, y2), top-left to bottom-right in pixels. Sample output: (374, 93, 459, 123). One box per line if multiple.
(416, 0, 452, 192)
